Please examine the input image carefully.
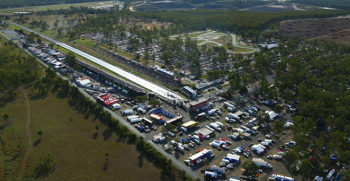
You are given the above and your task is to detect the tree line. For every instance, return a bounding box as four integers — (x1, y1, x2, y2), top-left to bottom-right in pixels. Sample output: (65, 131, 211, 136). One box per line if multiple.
(33, 66, 194, 181)
(0, 40, 40, 103)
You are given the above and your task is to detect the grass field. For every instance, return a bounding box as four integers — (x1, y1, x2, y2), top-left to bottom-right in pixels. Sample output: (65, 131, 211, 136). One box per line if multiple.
(0, 90, 162, 180)
(0, 1, 114, 14)
(170, 30, 256, 53)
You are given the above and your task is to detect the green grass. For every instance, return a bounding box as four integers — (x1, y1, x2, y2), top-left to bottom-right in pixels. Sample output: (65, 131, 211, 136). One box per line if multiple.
(212, 35, 231, 45)
(201, 42, 218, 48)
(72, 39, 97, 49)
(0, 90, 162, 180)
(0, 1, 114, 14)
(231, 47, 252, 53)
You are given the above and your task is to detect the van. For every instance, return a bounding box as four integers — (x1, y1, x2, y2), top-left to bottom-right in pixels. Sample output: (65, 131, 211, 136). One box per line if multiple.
(168, 131, 175, 137)
(273, 155, 283, 160)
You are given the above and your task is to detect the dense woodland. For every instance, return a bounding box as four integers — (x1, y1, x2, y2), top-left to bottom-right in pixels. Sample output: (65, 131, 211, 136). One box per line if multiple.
(134, 0, 270, 11)
(59, 8, 349, 39)
(127, 9, 349, 37)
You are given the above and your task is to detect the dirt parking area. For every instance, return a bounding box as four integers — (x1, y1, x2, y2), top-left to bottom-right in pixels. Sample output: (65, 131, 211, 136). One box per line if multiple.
(280, 18, 350, 46)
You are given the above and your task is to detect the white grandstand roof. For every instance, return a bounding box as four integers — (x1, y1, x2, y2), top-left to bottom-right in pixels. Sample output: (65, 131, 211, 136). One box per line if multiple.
(56, 42, 182, 101)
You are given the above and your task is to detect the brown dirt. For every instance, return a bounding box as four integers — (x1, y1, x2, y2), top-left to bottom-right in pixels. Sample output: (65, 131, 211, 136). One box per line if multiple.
(280, 18, 350, 46)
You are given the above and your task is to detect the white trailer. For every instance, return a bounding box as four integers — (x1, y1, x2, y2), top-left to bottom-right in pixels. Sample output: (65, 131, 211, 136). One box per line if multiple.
(122, 109, 134, 116)
(224, 102, 235, 111)
(127, 115, 139, 121)
(252, 126, 259, 131)
(269, 174, 294, 181)
(110, 103, 121, 110)
(207, 108, 217, 115)
(272, 155, 283, 160)
(252, 158, 272, 169)
(215, 121, 224, 127)
(209, 123, 222, 132)
(240, 125, 250, 131)
(243, 132, 251, 139)
(230, 132, 240, 140)
(228, 113, 239, 120)
(130, 118, 142, 124)
(326, 169, 335, 180)
(234, 128, 245, 133)
(248, 118, 257, 123)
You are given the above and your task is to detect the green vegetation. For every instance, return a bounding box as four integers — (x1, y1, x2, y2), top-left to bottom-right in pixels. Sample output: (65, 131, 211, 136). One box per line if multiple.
(0, 0, 108, 9)
(242, 160, 259, 177)
(33, 153, 55, 178)
(133, 0, 270, 11)
(0, 37, 193, 180)
(0, 40, 40, 95)
(125, 9, 349, 38)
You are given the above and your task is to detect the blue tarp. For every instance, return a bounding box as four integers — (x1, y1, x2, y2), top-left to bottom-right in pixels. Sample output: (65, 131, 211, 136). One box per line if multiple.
(150, 107, 174, 119)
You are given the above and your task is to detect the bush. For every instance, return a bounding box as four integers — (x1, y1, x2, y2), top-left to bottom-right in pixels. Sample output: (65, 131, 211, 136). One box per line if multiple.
(34, 153, 55, 178)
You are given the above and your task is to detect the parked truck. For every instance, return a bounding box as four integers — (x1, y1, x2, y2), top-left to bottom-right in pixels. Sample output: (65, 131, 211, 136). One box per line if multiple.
(207, 108, 218, 116)
(130, 118, 142, 124)
(122, 109, 134, 116)
(272, 154, 283, 160)
(252, 158, 272, 169)
(269, 174, 294, 181)
(195, 112, 207, 120)
(209, 123, 222, 132)
(127, 115, 139, 121)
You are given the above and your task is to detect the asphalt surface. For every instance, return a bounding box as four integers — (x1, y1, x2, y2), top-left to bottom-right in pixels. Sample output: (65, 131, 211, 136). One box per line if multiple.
(11, 22, 183, 102)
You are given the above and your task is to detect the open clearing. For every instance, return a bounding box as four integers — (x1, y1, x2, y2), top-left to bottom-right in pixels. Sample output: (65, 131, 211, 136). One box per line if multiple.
(170, 30, 258, 54)
(280, 17, 350, 46)
(0, 90, 161, 180)
(0, 1, 115, 14)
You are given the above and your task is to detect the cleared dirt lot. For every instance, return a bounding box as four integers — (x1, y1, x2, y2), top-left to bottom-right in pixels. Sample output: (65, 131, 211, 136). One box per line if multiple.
(280, 17, 350, 46)
(318, 29, 350, 46)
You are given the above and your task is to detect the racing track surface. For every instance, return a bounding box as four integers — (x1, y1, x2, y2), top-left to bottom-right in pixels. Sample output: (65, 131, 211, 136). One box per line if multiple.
(12, 23, 182, 102)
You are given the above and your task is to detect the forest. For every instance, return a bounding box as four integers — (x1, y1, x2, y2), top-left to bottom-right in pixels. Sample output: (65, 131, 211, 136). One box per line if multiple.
(134, 0, 271, 11)
(45, 7, 350, 40)
(122, 9, 349, 38)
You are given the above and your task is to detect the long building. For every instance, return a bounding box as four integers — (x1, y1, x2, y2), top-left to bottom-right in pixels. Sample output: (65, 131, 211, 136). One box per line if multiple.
(57, 42, 183, 102)
(12, 23, 183, 102)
